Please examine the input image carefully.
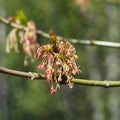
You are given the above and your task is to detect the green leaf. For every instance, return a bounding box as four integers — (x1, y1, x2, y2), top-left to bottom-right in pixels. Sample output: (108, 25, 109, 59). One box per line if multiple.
(15, 11, 28, 26)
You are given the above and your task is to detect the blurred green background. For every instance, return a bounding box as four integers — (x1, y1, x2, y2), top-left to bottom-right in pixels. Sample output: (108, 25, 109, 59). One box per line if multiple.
(0, 0, 120, 120)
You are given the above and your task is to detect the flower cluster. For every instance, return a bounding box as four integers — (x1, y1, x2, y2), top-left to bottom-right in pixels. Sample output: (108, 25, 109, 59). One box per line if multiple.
(36, 30, 82, 94)
(6, 17, 39, 66)
(6, 28, 19, 53)
(23, 21, 39, 66)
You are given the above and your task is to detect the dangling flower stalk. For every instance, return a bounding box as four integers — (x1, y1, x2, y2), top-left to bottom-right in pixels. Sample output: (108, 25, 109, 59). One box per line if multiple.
(5, 16, 39, 66)
(23, 21, 39, 66)
(36, 29, 82, 94)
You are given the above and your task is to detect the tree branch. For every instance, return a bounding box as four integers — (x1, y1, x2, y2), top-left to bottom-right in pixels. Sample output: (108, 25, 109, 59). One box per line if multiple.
(0, 16, 120, 48)
(0, 66, 44, 80)
(0, 66, 120, 88)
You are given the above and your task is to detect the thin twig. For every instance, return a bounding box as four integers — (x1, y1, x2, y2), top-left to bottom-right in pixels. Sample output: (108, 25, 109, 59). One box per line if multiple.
(0, 16, 120, 48)
(0, 66, 44, 80)
(72, 79, 120, 88)
(0, 66, 120, 88)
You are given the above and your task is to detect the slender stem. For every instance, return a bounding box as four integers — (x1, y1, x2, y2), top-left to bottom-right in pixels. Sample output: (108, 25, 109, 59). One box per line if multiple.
(0, 66, 120, 88)
(0, 16, 120, 48)
(0, 66, 44, 80)
(72, 79, 120, 88)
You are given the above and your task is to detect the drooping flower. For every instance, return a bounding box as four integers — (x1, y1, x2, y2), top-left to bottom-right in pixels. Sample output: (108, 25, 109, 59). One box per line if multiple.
(23, 21, 39, 66)
(6, 28, 19, 53)
(6, 16, 39, 66)
(37, 62, 46, 70)
(36, 29, 82, 94)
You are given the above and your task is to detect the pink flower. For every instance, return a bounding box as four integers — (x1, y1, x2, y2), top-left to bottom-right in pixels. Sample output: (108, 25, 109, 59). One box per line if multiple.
(48, 54, 54, 62)
(50, 89, 56, 95)
(68, 62, 73, 68)
(49, 85, 57, 95)
(66, 50, 74, 58)
(37, 62, 46, 70)
(45, 69, 53, 82)
(36, 47, 45, 59)
(72, 67, 81, 75)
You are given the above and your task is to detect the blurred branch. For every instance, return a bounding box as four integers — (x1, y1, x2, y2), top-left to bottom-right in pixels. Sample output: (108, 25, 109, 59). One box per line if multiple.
(105, 0, 120, 4)
(0, 66, 120, 88)
(0, 16, 120, 48)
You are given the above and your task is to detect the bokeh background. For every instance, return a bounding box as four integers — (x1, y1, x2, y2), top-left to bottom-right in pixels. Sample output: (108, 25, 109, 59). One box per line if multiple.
(0, 0, 120, 120)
